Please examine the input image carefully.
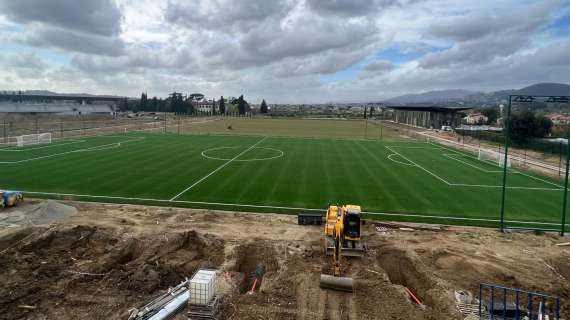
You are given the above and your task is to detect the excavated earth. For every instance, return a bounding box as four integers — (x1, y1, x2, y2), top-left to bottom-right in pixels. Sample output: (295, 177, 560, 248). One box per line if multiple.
(0, 200, 568, 320)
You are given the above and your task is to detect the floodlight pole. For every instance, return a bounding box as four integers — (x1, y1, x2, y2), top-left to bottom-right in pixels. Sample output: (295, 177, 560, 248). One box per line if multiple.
(499, 97, 512, 232)
(561, 131, 570, 236)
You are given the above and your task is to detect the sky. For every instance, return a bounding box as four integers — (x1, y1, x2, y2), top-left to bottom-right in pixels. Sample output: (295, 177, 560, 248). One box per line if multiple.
(0, 0, 569, 103)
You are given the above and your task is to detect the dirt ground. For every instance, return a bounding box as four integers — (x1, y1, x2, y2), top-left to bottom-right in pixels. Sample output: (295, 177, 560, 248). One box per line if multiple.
(0, 200, 568, 320)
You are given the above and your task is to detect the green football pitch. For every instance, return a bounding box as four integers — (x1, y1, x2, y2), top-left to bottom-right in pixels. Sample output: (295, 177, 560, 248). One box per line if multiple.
(0, 123, 567, 231)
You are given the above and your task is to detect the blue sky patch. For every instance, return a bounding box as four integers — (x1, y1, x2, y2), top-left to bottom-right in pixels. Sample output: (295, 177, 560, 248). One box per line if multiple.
(0, 43, 71, 65)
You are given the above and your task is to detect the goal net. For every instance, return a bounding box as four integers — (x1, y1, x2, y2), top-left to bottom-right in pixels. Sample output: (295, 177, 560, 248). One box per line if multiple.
(478, 148, 511, 167)
(15, 133, 52, 147)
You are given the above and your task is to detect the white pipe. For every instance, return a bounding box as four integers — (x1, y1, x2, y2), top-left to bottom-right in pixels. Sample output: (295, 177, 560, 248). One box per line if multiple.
(147, 290, 189, 320)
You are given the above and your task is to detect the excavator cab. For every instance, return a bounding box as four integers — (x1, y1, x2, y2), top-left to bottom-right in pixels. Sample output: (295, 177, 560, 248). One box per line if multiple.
(343, 210, 360, 239)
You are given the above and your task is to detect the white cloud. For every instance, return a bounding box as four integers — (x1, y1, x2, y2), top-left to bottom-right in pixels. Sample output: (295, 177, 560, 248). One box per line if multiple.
(0, 0, 568, 103)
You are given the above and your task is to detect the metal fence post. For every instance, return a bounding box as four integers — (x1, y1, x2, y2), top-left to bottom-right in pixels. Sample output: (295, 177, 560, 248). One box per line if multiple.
(515, 290, 519, 320)
(491, 286, 495, 320)
(499, 97, 512, 232)
(502, 288, 507, 319)
(561, 132, 570, 236)
(479, 284, 483, 318)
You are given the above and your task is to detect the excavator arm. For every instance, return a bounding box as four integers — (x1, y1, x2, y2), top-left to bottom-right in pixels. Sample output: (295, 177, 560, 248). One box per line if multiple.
(320, 210, 354, 292)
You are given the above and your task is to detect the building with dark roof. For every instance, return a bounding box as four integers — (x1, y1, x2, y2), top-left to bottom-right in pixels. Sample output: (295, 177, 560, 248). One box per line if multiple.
(386, 105, 472, 129)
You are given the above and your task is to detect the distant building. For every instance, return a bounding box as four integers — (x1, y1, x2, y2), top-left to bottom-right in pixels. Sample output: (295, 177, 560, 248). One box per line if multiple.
(387, 105, 471, 129)
(0, 92, 126, 115)
(349, 106, 364, 113)
(195, 99, 215, 114)
(464, 112, 488, 125)
(546, 113, 570, 125)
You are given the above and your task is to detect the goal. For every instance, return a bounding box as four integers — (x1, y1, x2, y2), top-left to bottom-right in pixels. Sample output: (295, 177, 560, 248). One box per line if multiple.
(478, 148, 511, 167)
(15, 133, 52, 147)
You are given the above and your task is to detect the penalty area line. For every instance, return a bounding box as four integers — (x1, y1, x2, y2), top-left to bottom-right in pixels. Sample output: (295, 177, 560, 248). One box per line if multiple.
(385, 145, 452, 185)
(15, 190, 567, 227)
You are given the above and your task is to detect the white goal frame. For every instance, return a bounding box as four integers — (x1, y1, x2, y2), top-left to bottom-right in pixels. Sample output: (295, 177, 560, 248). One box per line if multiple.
(15, 132, 52, 147)
(478, 148, 511, 168)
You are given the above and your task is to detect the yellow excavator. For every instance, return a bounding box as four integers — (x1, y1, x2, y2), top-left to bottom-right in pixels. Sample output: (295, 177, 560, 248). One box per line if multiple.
(320, 205, 364, 292)
(323, 205, 364, 257)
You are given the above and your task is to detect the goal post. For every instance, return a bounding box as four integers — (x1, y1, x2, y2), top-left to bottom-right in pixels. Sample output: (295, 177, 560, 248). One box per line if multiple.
(478, 148, 511, 168)
(15, 132, 52, 147)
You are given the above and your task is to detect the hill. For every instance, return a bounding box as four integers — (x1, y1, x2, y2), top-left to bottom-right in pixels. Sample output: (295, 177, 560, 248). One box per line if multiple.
(514, 83, 570, 96)
(387, 89, 479, 104)
(385, 83, 570, 106)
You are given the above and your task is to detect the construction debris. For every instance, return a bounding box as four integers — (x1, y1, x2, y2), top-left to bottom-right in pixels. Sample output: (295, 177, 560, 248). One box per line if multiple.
(455, 290, 484, 320)
(403, 287, 424, 307)
(556, 242, 570, 247)
(2, 201, 569, 320)
(374, 221, 444, 231)
(188, 269, 219, 320)
(17, 305, 36, 310)
(188, 296, 220, 320)
(129, 279, 190, 320)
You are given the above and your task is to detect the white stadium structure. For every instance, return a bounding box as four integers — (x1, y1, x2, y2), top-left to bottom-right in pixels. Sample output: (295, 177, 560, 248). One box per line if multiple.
(0, 92, 127, 115)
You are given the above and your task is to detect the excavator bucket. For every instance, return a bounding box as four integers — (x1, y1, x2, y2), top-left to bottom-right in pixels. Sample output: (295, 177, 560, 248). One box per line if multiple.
(319, 274, 354, 292)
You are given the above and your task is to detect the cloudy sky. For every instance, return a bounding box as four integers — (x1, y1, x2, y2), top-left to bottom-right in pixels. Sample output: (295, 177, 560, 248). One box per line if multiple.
(0, 0, 569, 103)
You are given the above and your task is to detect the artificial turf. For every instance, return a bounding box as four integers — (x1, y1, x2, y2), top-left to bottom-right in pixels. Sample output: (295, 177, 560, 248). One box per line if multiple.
(0, 123, 567, 231)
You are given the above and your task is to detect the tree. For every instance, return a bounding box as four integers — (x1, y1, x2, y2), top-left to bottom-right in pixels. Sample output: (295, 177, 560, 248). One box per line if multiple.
(169, 92, 185, 115)
(237, 95, 246, 115)
(481, 107, 499, 125)
(140, 92, 148, 111)
(533, 114, 553, 138)
(211, 99, 216, 115)
(369, 106, 375, 118)
(508, 111, 553, 145)
(219, 96, 226, 115)
(363, 106, 367, 119)
(260, 99, 268, 114)
(152, 96, 158, 112)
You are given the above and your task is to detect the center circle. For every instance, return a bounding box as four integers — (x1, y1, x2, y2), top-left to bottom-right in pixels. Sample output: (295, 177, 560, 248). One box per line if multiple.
(201, 146, 284, 162)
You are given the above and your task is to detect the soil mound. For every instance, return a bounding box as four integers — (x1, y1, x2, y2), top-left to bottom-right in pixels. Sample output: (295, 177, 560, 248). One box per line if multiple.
(0, 225, 225, 320)
(0, 200, 77, 228)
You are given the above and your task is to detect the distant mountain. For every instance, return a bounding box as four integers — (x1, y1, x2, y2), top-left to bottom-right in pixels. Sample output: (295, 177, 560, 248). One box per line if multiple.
(385, 83, 570, 106)
(387, 89, 480, 104)
(514, 83, 570, 96)
(463, 90, 515, 105)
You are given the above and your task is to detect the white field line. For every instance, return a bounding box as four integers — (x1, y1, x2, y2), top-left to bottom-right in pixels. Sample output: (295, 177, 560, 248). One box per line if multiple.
(384, 146, 439, 149)
(431, 141, 564, 189)
(387, 153, 415, 166)
(201, 146, 284, 162)
(0, 139, 86, 152)
(0, 137, 145, 164)
(449, 183, 562, 191)
(385, 145, 452, 185)
(443, 153, 503, 173)
(169, 136, 268, 201)
(13, 190, 567, 227)
(422, 132, 562, 172)
(180, 131, 378, 142)
(388, 144, 561, 191)
(508, 169, 564, 189)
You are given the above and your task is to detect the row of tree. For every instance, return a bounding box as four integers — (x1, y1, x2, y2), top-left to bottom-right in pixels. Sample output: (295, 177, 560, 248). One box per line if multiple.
(124, 93, 269, 115)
